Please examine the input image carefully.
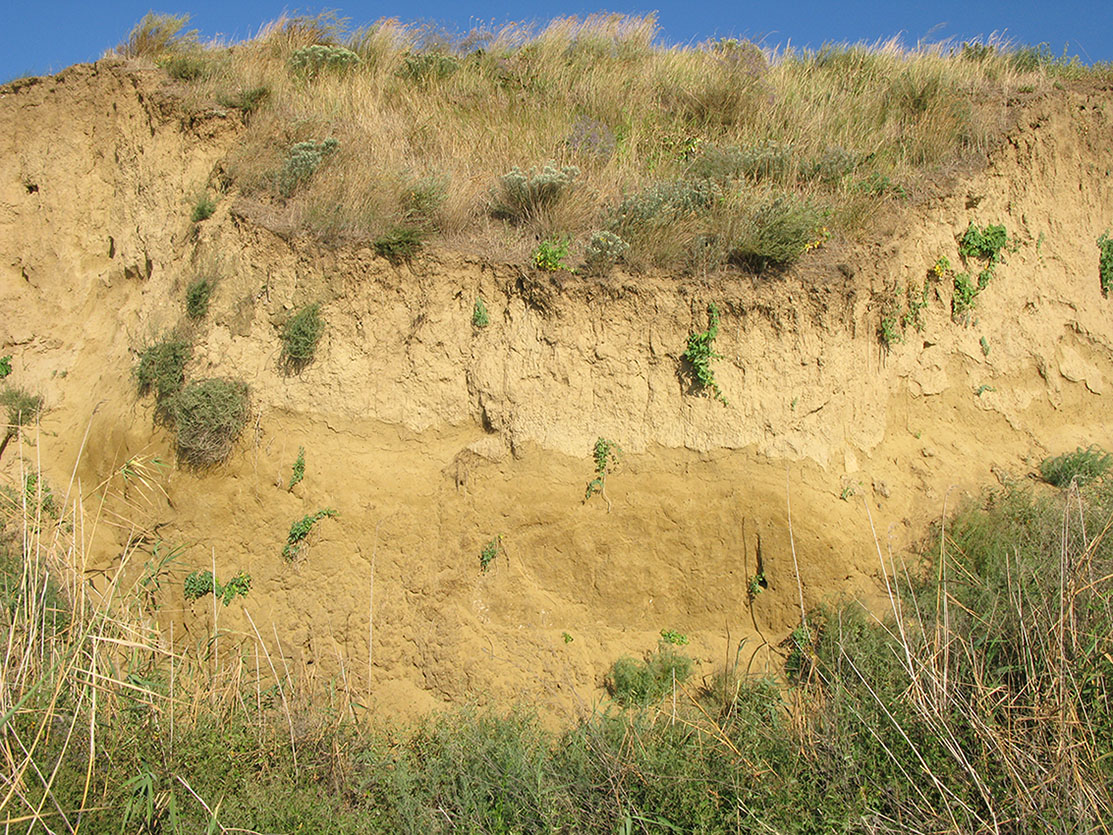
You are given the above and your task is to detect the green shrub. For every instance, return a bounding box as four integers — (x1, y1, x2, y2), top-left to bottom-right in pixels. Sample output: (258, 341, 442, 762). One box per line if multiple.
(0, 387, 43, 432)
(682, 303, 727, 404)
(373, 227, 424, 263)
(584, 438, 621, 505)
(280, 303, 324, 371)
(288, 44, 361, 79)
(490, 162, 579, 224)
(135, 339, 191, 402)
(532, 237, 571, 271)
(0, 356, 10, 379)
(398, 52, 459, 83)
(1099, 231, 1113, 296)
(1039, 445, 1112, 487)
(607, 179, 717, 235)
(283, 508, 337, 561)
(606, 641, 693, 707)
(959, 222, 1010, 264)
(276, 139, 338, 198)
(185, 277, 214, 320)
(472, 297, 489, 328)
(165, 378, 249, 467)
(729, 194, 823, 272)
(190, 194, 216, 222)
(583, 230, 628, 273)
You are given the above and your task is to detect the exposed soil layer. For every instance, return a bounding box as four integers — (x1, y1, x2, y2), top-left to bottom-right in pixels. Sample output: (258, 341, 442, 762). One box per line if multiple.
(2, 63, 1112, 719)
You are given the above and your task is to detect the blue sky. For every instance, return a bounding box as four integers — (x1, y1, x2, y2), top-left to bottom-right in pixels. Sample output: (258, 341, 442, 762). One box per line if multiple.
(2, 2, 1109, 82)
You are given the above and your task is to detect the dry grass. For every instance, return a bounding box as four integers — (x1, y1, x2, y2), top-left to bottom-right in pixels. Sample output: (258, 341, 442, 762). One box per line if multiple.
(130, 13, 1102, 273)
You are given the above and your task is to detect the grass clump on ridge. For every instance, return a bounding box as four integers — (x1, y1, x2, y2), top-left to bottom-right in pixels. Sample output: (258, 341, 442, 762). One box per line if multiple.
(280, 302, 324, 371)
(165, 377, 249, 467)
(185, 276, 215, 319)
(124, 12, 1106, 272)
(135, 337, 191, 403)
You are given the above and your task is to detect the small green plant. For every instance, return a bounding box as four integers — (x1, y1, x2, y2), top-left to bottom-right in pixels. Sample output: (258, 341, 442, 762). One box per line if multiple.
(479, 535, 502, 571)
(288, 446, 305, 490)
(839, 480, 860, 501)
(784, 623, 814, 681)
(532, 237, 571, 272)
(1098, 231, 1113, 297)
(879, 314, 902, 347)
(562, 632, 574, 644)
(276, 138, 338, 198)
(0, 356, 10, 379)
(980, 336, 991, 357)
(682, 303, 727, 404)
(490, 162, 580, 224)
(136, 338, 191, 403)
(283, 508, 337, 561)
(190, 194, 215, 223)
(747, 571, 766, 601)
(472, 297, 489, 328)
(165, 378, 249, 467)
(185, 277, 214, 320)
(902, 281, 929, 331)
(959, 222, 1010, 264)
(373, 227, 424, 263)
(584, 437, 622, 510)
(882, 281, 929, 347)
(659, 629, 689, 646)
(1039, 445, 1112, 487)
(606, 640, 693, 707)
(931, 255, 952, 279)
(280, 303, 323, 372)
(183, 569, 252, 605)
(974, 384, 996, 396)
(23, 472, 57, 519)
(952, 271, 978, 317)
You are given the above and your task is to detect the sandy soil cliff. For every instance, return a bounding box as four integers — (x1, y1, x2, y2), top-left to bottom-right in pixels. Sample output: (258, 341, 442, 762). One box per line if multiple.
(2, 63, 1111, 718)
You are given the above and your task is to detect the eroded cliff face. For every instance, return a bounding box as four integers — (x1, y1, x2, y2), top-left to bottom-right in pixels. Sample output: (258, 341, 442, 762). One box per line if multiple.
(2, 62, 1111, 718)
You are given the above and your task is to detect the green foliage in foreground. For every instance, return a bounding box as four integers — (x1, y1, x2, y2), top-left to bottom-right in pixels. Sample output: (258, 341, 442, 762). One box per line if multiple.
(1039, 444, 1112, 486)
(4, 460, 1112, 831)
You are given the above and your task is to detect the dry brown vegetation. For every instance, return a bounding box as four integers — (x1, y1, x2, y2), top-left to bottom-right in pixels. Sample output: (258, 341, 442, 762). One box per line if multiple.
(115, 12, 1107, 272)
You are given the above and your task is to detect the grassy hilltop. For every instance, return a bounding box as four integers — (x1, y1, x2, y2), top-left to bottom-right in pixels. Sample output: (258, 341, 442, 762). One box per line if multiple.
(122, 12, 1105, 272)
(0, 11, 1112, 832)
